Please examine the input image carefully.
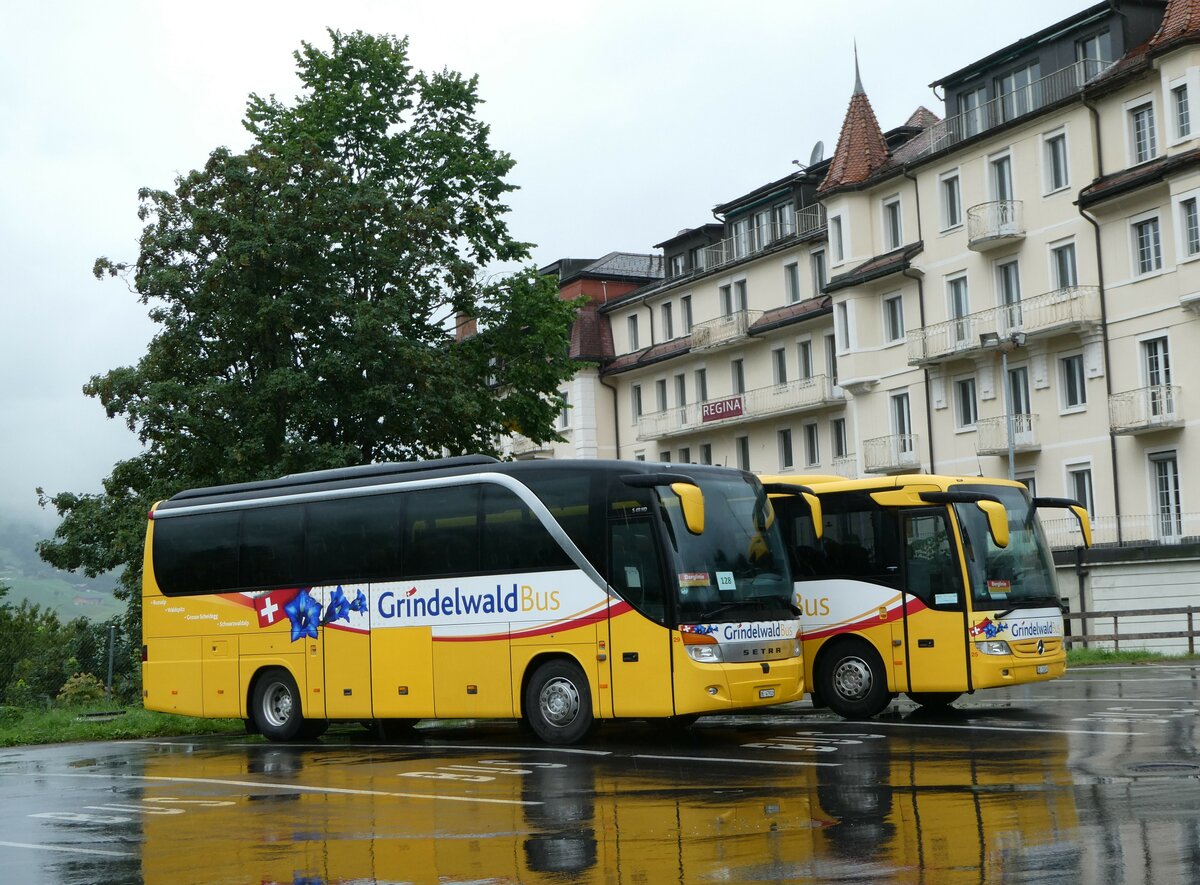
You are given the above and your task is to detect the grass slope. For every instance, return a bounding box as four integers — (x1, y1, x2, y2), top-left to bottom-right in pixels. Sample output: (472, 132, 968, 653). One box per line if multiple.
(3, 576, 124, 622)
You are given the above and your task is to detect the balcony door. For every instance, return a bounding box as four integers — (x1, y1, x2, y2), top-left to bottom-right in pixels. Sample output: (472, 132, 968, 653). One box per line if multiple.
(1142, 336, 1172, 419)
(1151, 453, 1183, 541)
(996, 260, 1022, 331)
(1007, 366, 1033, 446)
(891, 392, 913, 457)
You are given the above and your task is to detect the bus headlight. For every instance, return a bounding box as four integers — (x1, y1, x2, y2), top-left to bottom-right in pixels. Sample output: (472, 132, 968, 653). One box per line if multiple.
(976, 640, 1012, 656)
(686, 643, 724, 663)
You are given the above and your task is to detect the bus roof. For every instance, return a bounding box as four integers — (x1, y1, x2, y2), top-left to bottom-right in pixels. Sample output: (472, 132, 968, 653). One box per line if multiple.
(155, 457, 759, 513)
(759, 473, 1029, 495)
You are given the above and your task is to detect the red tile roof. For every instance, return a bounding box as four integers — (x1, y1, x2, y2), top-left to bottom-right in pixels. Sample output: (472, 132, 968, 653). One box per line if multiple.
(904, 106, 941, 129)
(602, 337, 692, 376)
(569, 304, 614, 362)
(1151, 0, 1200, 49)
(818, 76, 890, 195)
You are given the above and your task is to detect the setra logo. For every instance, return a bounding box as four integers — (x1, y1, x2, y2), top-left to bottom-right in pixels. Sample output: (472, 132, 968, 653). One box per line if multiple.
(1037, 638, 1045, 655)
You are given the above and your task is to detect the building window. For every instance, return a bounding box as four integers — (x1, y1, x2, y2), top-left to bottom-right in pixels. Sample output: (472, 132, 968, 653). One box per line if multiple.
(661, 302, 674, 341)
(825, 333, 838, 384)
(631, 384, 642, 421)
(883, 197, 902, 250)
(634, 452, 646, 461)
(784, 262, 801, 304)
(1060, 354, 1086, 410)
(831, 417, 848, 459)
(1018, 472, 1037, 498)
(681, 295, 693, 333)
(892, 392, 913, 453)
(694, 368, 708, 403)
(660, 450, 671, 463)
(941, 172, 962, 229)
(956, 377, 978, 429)
(678, 446, 691, 465)
(1181, 197, 1200, 258)
(768, 347, 787, 385)
(674, 373, 687, 415)
(1130, 101, 1158, 164)
(997, 259, 1021, 329)
(1076, 30, 1112, 69)
(690, 245, 707, 272)
(1151, 451, 1182, 539)
(835, 301, 851, 351)
(798, 340, 813, 379)
(959, 86, 986, 137)
(719, 284, 732, 316)
(733, 280, 747, 312)
(558, 389, 571, 429)
(1132, 216, 1163, 275)
(627, 315, 640, 351)
(668, 254, 685, 277)
(733, 218, 750, 258)
(731, 358, 745, 394)
(1143, 335, 1172, 395)
(778, 429, 794, 470)
(990, 153, 1013, 201)
(804, 423, 820, 467)
(811, 250, 828, 294)
(997, 62, 1041, 121)
(883, 293, 904, 344)
(830, 216, 845, 263)
(1174, 84, 1191, 140)
(736, 436, 750, 471)
(1067, 464, 1095, 515)
(699, 443, 712, 465)
(655, 379, 667, 412)
(1044, 131, 1068, 192)
(1051, 241, 1078, 288)
(774, 203, 796, 238)
(948, 275, 970, 345)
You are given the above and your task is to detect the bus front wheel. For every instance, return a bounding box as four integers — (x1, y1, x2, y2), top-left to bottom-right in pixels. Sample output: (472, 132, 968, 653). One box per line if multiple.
(251, 668, 307, 742)
(525, 660, 594, 745)
(819, 641, 893, 719)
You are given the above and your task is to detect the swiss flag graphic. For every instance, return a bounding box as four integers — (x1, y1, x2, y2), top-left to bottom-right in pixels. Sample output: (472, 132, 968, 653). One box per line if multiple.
(254, 589, 300, 629)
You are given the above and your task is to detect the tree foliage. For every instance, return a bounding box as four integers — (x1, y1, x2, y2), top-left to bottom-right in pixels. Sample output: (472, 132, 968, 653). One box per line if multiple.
(39, 30, 579, 609)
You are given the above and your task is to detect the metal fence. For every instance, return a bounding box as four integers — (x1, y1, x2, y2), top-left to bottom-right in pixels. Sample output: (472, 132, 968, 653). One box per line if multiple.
(1065, 606, 1199, 655)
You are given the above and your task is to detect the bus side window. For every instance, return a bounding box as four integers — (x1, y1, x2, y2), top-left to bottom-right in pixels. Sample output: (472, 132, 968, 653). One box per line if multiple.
(240, 504, 305, 591)
(609, 520, 666, 623)
(480, 485, 573, 573)
(403, 486, 481, 579)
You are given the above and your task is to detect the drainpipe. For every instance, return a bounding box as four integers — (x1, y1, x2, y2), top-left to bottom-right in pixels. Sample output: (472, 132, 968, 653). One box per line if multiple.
(599, 373, 621, 459)
(902, 166, 934, 474)
(1079, 93, 1122, 544)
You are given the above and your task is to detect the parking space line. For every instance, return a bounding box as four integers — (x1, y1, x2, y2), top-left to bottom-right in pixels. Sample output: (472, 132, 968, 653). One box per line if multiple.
(633, 754, 840, 768)
(0, 840, 135, 858)
(822, 721, 1145, 736)
(0, 772, 540, 806)
(399, 743, 612, 756)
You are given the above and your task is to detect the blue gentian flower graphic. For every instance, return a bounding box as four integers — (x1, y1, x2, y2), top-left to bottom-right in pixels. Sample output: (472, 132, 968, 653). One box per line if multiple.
(285, 589, 322, 642)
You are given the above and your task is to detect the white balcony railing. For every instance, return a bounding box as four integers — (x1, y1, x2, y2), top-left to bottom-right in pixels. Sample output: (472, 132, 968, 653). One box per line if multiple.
(690, 309, 763, 351)
(831, 454, 858, 479)
(635, 375, 842, 442)
(1041, 512, 1200, 549)
(967, 200, 1024, 250)
(905, 59, 1113, 162)
(510, 433, 553, 457)
(974, 413, 1040, 455)
(907, 286, 1101, 365)
(1109, 386, 1183, 434)
(862, 434, 921, 474)
(670, 206, 827, 280)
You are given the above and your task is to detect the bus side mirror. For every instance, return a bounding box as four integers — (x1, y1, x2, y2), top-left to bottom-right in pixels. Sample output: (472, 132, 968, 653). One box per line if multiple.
(761, 482, 824, 539)
(976, 500, 1009, 548)
(1032, 496, 1093, 548)
(670, 482, 705, 535)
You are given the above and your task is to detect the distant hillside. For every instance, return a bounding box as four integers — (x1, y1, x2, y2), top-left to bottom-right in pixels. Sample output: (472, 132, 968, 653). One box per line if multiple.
(0, 518, 121, 622)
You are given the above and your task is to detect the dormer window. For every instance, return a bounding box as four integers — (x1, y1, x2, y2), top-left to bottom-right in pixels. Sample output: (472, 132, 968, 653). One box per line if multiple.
(668, 254, 685, 277)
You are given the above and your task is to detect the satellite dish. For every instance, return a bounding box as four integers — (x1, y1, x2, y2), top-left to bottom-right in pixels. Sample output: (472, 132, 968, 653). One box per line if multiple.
(809, 140, 825, 165)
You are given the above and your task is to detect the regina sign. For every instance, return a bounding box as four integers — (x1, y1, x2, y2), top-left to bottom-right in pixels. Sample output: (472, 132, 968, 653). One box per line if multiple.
(702, 395, 744, 422)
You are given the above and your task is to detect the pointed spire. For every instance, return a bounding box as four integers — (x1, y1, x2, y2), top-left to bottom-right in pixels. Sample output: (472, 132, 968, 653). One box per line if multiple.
(819, 52, 890, 195)
(1151, 0, 1200, 49)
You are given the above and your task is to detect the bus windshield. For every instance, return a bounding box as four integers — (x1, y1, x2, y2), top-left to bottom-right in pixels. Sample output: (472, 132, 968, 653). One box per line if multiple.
(955, 484, 1059, 609)
(659, 474, 794, 622)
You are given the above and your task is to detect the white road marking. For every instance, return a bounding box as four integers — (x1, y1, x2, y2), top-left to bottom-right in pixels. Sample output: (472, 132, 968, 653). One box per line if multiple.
(0, 840, 135, 858)
(819, 721, 1145, 737)
(633, 754, 840, 768)
(394, 743, 612, 756)
(0, 772, 539, 806)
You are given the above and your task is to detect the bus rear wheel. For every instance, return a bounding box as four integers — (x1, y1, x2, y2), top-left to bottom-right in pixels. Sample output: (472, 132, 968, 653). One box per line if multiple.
(819, 641, 893, 719)
(251, 667, 307, 742)
(906, 692, 961, 709)
(525, 660, 594, 745)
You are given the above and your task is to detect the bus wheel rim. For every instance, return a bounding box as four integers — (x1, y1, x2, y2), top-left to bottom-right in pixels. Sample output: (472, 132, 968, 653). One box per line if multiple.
(832, 657, 872, 701)
(540, 677, 581, 727)
(264, 682, 293, 728)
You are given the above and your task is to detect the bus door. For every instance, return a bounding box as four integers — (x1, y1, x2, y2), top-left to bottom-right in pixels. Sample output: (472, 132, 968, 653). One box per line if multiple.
(607, 517, 674, 716)
(320, 584, 374, 719)
(900, 510, 970, 693)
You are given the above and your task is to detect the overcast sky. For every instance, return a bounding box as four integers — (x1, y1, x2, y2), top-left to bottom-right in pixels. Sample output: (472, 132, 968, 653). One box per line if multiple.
(1, 0, 1091, 529)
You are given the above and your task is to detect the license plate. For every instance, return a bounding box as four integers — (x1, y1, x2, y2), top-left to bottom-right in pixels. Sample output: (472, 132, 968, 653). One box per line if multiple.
(759, 688, 776, 699)
(1036, 664, 1049, 675)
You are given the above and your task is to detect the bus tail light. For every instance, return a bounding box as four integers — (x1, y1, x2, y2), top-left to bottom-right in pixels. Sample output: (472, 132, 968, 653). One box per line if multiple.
(141, 644, 148, 662)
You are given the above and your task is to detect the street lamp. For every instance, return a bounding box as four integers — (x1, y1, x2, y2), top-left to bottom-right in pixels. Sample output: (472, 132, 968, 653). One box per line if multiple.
(979, 331, 1027, 481)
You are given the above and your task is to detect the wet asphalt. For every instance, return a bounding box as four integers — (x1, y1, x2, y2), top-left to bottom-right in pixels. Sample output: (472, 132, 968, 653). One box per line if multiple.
(1, 663, 1198, 884)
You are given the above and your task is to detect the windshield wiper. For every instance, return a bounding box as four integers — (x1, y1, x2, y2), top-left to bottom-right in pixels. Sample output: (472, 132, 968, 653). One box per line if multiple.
(698, 595, 793, 621)
(991, 596, 1063, 619)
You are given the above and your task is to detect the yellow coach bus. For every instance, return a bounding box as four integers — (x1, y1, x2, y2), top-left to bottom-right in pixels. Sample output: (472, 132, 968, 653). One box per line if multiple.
(762, 473, 1090, 718)
(142, 456, 807, 743)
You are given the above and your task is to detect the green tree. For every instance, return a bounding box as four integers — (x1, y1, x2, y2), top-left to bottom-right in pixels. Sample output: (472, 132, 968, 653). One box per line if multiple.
(38, 31, 579, 615)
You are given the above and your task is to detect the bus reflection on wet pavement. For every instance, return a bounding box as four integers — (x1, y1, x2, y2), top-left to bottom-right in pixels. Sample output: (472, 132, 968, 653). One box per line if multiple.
(3, 665, 1199, 884)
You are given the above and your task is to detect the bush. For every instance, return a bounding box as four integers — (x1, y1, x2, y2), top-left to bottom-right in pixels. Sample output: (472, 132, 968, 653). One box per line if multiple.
(57, 672, 107, 706)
